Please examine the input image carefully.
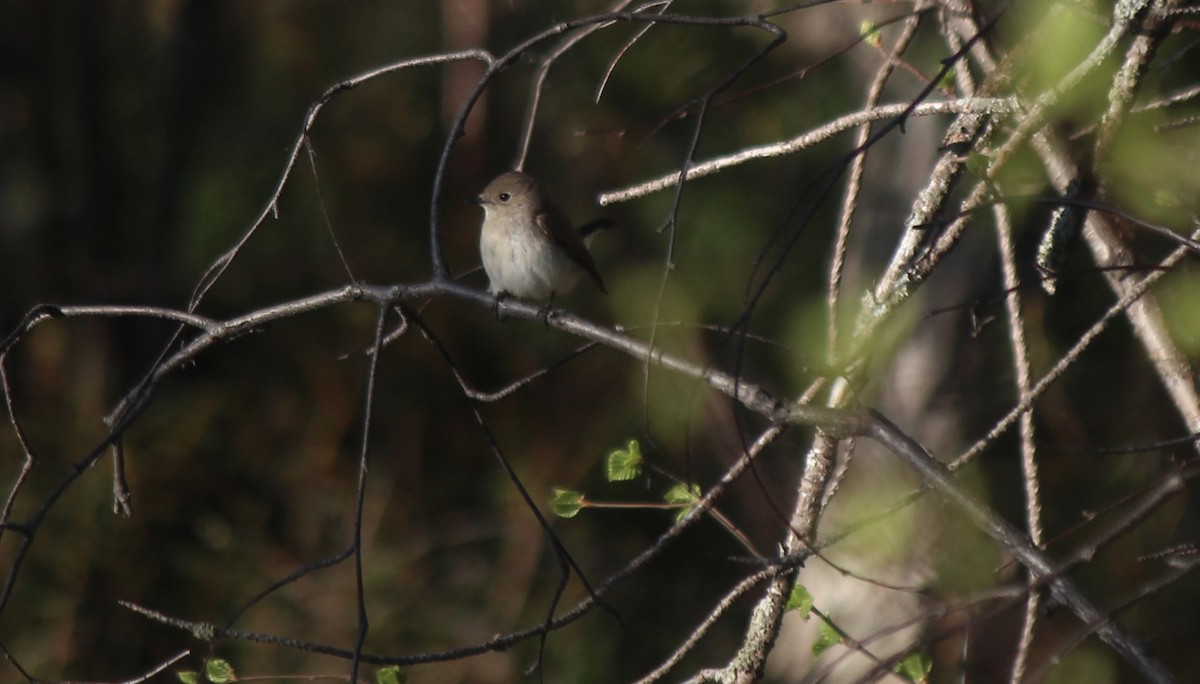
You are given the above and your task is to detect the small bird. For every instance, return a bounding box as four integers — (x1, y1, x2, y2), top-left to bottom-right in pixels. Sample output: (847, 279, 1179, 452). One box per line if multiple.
(473, 171, 608, 300)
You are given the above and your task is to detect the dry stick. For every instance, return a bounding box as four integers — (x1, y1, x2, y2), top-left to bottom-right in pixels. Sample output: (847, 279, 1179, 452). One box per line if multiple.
(598, 98, 1016, 206)
(993, 202, 1043, 684)
(827, 7, 925, 352)
(720, 605, 900, 684)
(0, 361, 39, 532)
(226, 549, 355, 629)
(637, 568, 777, 684)
(1060, 467, 1192, 573)
(36, 646, 193, 684)
(594, 1, 670, 104)
(1134, 83, 1200, 113)
(0, 640, 38, 682)
(304, 137, 357, 283)
(454, 341, 603, 402)
(635, 425, 786, 684)
(820, 2, 927, 520)
(1092, 0, 1176, 165)
(347, 306, 390, 684)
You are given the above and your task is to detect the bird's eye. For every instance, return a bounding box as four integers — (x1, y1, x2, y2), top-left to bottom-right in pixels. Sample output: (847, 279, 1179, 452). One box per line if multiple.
(498, 193, 511, 202)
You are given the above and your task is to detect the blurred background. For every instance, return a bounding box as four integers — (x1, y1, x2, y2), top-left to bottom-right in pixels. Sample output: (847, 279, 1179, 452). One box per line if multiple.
(2, 1, 1200, 682)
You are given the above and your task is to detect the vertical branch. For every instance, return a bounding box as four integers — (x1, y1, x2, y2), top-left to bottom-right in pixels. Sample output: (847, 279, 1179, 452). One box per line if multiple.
(0, 362, 37, 534)
(993, 202, 1043, 682)
(348, 305, 391, 683)
(827, 6, 926, 355)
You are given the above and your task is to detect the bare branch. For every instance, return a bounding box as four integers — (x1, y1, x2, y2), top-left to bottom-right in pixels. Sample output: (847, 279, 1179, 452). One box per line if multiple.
(598, 97, 1017, 206)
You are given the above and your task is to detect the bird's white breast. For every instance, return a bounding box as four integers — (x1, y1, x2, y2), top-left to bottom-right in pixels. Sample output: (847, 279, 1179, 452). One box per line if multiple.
(479, 217, 580, 299)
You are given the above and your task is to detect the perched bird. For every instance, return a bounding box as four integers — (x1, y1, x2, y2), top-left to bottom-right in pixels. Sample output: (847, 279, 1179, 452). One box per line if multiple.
(472, 171, 608, 300)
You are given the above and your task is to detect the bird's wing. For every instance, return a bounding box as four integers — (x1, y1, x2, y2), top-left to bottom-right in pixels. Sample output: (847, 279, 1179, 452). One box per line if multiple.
(536, 207, 608, 294)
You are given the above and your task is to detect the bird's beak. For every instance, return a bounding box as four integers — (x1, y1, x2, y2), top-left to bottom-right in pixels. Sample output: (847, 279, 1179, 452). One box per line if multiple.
(469, 195, 484, 206)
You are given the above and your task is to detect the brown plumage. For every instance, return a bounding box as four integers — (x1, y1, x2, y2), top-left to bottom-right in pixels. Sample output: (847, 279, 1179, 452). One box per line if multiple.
(473, 171, 607, 298)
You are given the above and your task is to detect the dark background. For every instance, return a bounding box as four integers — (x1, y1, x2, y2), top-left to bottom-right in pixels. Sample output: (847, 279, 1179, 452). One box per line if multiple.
(2, 1, 1200, 682)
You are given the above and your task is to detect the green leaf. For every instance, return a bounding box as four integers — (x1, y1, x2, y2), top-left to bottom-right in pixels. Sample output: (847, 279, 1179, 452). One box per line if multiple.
(550, 488, 584, 518)
(937, 67, 956, 91)
(606, 439, 643, 482)
(376, 665, 407, 684)
(859, 20, 881, 47)
(812, 620, 842, 656)
(895, 651, 932, 683)
(204, 659, 236, 684)
(785, 583, 814, 619)
(176, 672, 201, 684)
(663, 483, 700, 505)
(663, 483, 701, 522)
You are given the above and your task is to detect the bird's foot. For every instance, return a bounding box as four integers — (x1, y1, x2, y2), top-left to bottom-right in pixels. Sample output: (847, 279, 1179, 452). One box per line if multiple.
(493, 292, 510, 321)
(537, 293, 559, 328)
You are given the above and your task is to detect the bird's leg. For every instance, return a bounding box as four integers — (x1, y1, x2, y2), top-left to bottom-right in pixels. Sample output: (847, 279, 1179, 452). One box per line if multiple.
(493, 292, 510, 321)
(537, 292, 557, 327)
